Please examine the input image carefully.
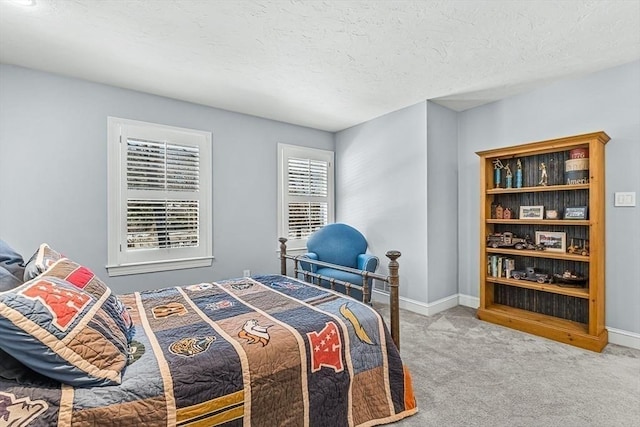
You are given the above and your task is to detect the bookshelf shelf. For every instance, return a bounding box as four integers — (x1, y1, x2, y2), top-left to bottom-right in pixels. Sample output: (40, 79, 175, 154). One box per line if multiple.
(486, 247, 589, 262)
(486, 277, 589, 299)
(486, 183, 589, 195)
(477, 132, 609, 352)
(486, 219, 589, 226)
(481, 304, 589, 334)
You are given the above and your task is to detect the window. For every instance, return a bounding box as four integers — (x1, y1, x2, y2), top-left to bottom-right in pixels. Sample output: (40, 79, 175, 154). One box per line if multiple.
(107, 117, 212, 276)
(278, 143, 334, 251)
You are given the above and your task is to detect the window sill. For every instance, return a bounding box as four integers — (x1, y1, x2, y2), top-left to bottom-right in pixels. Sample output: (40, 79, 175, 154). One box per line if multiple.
(106, 256, 213, 277)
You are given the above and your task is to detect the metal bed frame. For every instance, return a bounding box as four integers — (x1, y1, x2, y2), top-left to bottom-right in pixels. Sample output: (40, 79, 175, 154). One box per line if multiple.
(278, 237, 402, 349)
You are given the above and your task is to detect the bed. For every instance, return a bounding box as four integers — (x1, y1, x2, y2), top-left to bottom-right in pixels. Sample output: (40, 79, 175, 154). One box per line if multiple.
(0, 242, 416, 426)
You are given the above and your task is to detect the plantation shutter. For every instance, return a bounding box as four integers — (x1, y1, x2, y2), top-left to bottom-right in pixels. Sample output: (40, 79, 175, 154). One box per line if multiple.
(277, 144, 334, 249)
(287, 157, 329, 239)
(107, 117, 212, 276)
(125, 139, 201, 250)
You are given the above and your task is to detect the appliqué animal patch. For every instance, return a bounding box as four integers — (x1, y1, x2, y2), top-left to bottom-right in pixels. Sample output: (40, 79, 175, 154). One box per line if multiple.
(0, 392, 48, 427)
(307, 321, 344, 373)
(231, 282, 253, 291)
(186, 283, 214, 292)
(169, 336, 215, 357)
(238, 319, 272, 346)
(127, 340, 146, 365)
(152, 302, 188, 319)
(205, 300, 234, 311)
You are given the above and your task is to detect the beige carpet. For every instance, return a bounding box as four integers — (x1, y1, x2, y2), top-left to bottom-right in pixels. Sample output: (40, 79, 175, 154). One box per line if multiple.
(374, 304, 640, 427)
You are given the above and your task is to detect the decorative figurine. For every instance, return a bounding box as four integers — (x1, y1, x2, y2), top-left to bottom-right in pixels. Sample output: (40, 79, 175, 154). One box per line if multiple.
(516, 159, 523, 188)
(546, 209, 558, 219)
(505, 164, 513, 188)
(567, 238, 589, 256)
(487, 231, 528, 249)
(511, 267, 552, 284)
(538, 162, 548, 186)
(553, 270, 588, 287)
(503, 207, 512, 219)
(495, 203, 504, 219)
(493, 159, 504, 188)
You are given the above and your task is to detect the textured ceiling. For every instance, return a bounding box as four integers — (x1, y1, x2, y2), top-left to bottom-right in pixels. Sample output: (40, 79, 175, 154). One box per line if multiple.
(1, 0, 639, 132)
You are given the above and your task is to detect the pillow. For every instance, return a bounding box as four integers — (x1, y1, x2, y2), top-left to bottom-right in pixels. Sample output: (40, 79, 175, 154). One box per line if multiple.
(42, 258, 135, 342)
(0, 239, 26, 290)
(23, 243, 63, 281)
(1, 266, 22, 292)
(0, 347, 59, 386)
(0, 275, 129, 387)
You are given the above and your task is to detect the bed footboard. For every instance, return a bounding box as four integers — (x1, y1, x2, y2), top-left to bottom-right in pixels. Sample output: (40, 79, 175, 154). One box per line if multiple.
(278, 237, 402, 350)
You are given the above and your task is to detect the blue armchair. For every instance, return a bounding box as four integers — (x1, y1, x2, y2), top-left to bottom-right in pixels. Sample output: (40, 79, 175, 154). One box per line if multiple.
(300, 223, 378, 302)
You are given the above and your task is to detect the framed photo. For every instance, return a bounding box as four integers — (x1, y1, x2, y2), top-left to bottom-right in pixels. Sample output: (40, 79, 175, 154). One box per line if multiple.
(519, 205, 544, 220)
(564, 206, 588, 220)
(535, 231, 567, 253)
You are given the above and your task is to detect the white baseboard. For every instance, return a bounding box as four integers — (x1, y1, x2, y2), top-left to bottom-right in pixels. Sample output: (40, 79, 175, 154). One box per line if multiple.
(458, 294, 480, 308)
(372, 290, 459, 316)
(384, 292, 640, 350)
(607, 327, 640, 350)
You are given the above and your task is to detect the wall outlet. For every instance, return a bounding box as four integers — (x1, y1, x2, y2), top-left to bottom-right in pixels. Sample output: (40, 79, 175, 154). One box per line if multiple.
(243, 269, 251, 277)
(614, 192, 636, 207)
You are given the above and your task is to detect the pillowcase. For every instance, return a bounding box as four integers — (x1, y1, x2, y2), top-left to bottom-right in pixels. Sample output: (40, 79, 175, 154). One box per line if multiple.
(23, 243, 63, 281)
(0, 275, 129, 387)
(0, 239, 26, 291)
(42, 258, 135, 342)
(1, 266, 22, 292)
(0, 347, 59, 386)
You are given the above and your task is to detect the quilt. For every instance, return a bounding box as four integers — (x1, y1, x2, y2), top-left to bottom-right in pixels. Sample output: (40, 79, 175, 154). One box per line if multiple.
(0, 274, 417, 426)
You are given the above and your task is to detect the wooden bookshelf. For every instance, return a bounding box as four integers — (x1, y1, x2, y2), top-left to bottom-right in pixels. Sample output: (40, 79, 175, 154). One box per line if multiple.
(477, 132, 609, 352)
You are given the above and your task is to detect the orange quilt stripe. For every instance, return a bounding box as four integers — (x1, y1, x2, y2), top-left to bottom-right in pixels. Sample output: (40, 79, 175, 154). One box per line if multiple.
(403, 365, 417, 410)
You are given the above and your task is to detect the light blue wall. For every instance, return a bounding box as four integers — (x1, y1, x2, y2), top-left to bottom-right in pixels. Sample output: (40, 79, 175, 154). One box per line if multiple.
(457, 60, 640, 334)
(426, 101, 458, 303)
(335, 101, 459, 307)
(2, 60, 637, 334)
(335, 102, 428, 302)
(0, 64, 334, 294)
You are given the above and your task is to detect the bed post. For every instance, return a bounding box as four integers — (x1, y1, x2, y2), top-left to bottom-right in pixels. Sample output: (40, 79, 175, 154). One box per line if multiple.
(386, 250, 401, 350)
(279, 237, 288, 275)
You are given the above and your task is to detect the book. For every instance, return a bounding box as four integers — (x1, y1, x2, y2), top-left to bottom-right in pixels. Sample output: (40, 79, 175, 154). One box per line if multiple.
(491, 256, 498, 277)
(505, 258, 515, 278)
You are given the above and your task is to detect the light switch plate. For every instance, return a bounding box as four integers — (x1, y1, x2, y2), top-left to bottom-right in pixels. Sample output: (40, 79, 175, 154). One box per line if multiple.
(614, 192, 636, 207)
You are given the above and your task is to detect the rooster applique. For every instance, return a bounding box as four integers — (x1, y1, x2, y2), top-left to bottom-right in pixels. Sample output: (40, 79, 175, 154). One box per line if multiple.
(238, 319, 272, 346)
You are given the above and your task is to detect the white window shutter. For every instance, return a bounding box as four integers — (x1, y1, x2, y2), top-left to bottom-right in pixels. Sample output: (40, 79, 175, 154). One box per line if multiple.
(126, 199, 199, 250)
(107, 118, 212, 276)
(125, 138, 201, 251)
(278, 144, 334, 250)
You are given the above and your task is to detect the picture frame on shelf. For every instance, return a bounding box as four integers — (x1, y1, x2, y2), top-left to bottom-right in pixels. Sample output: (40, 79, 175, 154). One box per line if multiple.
(519, 205, 544, 220)
(564, 206, 588, 220)
(535, 231, 567, 253)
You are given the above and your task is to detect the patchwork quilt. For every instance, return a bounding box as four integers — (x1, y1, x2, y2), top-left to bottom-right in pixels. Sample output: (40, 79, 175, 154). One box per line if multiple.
(0, 274, 417, 426)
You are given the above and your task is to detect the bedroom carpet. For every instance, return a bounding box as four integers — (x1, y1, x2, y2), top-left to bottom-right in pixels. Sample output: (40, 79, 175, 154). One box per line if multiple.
(373, 304, 640, 427)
